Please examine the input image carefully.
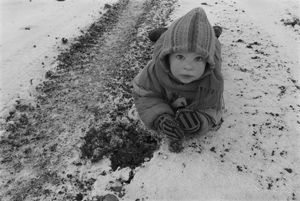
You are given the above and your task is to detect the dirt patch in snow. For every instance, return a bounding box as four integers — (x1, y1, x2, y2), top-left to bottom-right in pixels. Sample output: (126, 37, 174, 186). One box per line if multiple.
(81, 121, 157, 171)
(280, 11, 300, 34)
(0, 0, 176, 200)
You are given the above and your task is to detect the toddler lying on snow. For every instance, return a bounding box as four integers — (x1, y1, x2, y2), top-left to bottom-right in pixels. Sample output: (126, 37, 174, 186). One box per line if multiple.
(132, 7, 224, 152)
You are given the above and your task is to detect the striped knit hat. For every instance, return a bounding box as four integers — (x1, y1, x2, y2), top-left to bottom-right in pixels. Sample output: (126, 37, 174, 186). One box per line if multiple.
(151, 7, 223, 112)
(158, 7, 216, 72)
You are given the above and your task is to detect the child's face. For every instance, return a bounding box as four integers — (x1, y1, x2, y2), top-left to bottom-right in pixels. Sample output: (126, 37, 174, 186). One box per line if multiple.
(169, 52, 206, 84)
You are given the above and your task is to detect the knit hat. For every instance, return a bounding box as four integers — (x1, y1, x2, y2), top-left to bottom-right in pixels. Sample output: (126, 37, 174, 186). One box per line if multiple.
(155, 7, 216, 77)
(150, 7, 223, 111)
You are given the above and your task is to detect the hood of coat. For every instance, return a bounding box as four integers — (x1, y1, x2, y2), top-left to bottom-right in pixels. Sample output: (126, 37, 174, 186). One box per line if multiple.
(153, 7, 216, 81)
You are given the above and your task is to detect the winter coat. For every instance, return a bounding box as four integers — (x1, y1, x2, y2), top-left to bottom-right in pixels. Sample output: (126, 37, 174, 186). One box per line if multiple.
(132, 7, 224, 135)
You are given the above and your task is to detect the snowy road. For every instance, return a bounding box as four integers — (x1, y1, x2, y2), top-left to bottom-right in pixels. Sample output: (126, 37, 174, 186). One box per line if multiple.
(0, 0, 299, 200)
(0, 0, 117, 116)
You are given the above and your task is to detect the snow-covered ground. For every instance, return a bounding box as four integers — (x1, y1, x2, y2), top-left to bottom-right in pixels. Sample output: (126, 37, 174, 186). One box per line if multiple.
(131, 0, 300, 199)
(102, 1, 300, 200)
(55, 0, 299, 200)
(1, 0, 300, 200)
(0, 0, 117, 118)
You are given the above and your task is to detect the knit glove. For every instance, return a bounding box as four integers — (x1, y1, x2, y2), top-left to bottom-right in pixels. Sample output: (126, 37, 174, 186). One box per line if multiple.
(155, 114, 185, 140)
(175, 109, 201, 134)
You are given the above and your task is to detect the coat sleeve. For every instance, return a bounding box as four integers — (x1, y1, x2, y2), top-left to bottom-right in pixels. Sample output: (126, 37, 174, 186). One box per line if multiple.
(194, 111, 214, 136)
(195, 38, 224, 134)
(132, 61, 174, 130)
(200, 37, 224, 125)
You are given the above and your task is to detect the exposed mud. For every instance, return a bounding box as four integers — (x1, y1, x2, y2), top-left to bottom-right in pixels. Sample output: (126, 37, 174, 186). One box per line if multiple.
(81, 121, 157, 171)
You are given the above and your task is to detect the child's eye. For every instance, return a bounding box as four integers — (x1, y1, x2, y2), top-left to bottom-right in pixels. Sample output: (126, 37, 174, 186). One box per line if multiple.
(194, 56, 204, 62)
(176, 55, 185, 60)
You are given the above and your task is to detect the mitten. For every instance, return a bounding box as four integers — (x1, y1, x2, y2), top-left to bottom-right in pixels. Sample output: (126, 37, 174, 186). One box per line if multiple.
(155, 114, 185, 140)
(175, 109, 201, 134)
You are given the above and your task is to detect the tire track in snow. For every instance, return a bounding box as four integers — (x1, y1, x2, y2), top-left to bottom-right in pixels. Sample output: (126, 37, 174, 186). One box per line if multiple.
(0, 0, 148, 200)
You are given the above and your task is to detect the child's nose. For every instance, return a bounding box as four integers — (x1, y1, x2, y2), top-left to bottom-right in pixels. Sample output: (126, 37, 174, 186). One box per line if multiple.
(184, 63, 193, 70)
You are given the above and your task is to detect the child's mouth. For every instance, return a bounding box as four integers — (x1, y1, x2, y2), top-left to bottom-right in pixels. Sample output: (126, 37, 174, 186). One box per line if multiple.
(180, 75, 193, 79)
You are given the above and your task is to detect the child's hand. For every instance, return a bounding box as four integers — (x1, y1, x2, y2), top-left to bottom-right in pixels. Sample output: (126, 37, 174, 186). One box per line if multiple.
(156, 114, 185, 140)
(175, 109, 201, 134)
